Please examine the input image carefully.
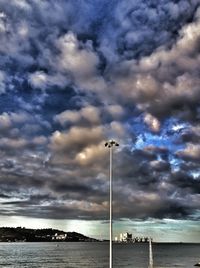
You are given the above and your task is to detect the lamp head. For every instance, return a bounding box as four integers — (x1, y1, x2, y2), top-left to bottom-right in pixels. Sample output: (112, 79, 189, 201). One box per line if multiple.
(105, 140, 119, 148)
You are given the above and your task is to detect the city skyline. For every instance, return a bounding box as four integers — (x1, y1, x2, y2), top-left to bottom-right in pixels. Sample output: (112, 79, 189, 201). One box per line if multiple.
(0, 0, 200, 243)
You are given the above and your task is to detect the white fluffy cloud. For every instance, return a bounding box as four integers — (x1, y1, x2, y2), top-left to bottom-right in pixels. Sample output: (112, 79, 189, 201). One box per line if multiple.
(0, 113, 11, 129)
(49, 120, 127, 165)
(0, 71, 6, 94)
(29, 71, 69, 90)
(55, 32, 106, 91)
(0, 112, 29, 130)
(177, 143, 200, 160)
(75, 142, 107, 166)
(50, 126, 104, 153)
(144, 113, 161, 132)
(55, 105, 100, 126)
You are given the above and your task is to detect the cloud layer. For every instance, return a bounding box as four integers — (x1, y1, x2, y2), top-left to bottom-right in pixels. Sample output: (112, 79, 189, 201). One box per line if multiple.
(0, 0, 200, 223)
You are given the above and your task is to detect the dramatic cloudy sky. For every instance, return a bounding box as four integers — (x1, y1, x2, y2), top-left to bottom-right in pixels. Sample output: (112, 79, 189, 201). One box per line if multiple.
(0, 0, 200, 242)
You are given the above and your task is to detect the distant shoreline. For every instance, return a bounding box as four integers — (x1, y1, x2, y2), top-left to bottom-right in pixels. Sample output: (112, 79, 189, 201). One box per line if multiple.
(0, 227, 199, 244)
(0, 241, 199, 244)
(0, 227, 98, 243)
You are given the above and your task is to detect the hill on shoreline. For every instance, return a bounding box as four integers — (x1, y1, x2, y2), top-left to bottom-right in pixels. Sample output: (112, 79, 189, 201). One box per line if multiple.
(0, 227, 98, 242)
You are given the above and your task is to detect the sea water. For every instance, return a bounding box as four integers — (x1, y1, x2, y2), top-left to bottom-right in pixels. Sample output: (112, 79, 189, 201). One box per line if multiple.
(0, 242, 199, 268)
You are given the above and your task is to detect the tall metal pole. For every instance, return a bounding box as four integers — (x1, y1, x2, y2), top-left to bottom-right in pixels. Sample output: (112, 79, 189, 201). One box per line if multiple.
(148, 238, 153, 268)
(109, 146, 113, 268)
(105, 140, 119, 268)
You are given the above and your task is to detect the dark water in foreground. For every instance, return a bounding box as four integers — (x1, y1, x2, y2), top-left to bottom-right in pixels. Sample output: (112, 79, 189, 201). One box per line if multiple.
(0, 242, 199, 268)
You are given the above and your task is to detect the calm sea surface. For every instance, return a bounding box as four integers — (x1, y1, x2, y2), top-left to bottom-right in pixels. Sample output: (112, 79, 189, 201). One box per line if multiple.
(0, 242, 199, 268)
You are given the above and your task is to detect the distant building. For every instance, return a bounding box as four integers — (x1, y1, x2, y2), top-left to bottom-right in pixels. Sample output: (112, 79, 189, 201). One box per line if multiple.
(116, 232, 153, 243)
(52, 233, 67, 241)
(119, 232, 132, 242)
(133, 237, 149, 243)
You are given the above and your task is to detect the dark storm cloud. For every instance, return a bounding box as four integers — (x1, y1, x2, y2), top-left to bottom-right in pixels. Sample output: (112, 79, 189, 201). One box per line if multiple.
(0, 0, 200, 222)
(104, 2, 200, 124)
(1, 144, 198, 220)
(169, 171, 200, 193)
(0, 0, 197, 92)
(114, 197, 191, 220)
(102, 0, 199, 61)
(0, 193, 9, 199)
(180, 131, 200, 144)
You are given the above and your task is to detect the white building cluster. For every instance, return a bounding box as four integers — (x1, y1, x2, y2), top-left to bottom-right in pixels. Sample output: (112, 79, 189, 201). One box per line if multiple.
(52, 233, 67, 241)
(115, 232, 152, 243)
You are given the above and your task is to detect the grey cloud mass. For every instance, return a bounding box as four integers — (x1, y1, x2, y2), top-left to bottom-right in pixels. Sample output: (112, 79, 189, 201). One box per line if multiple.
(0, 0, 199, 225)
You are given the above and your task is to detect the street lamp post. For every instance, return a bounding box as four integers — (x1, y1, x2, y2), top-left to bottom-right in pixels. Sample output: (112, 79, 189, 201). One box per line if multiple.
(148, 237, 153, 268)
(105, 140, 119, 268)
